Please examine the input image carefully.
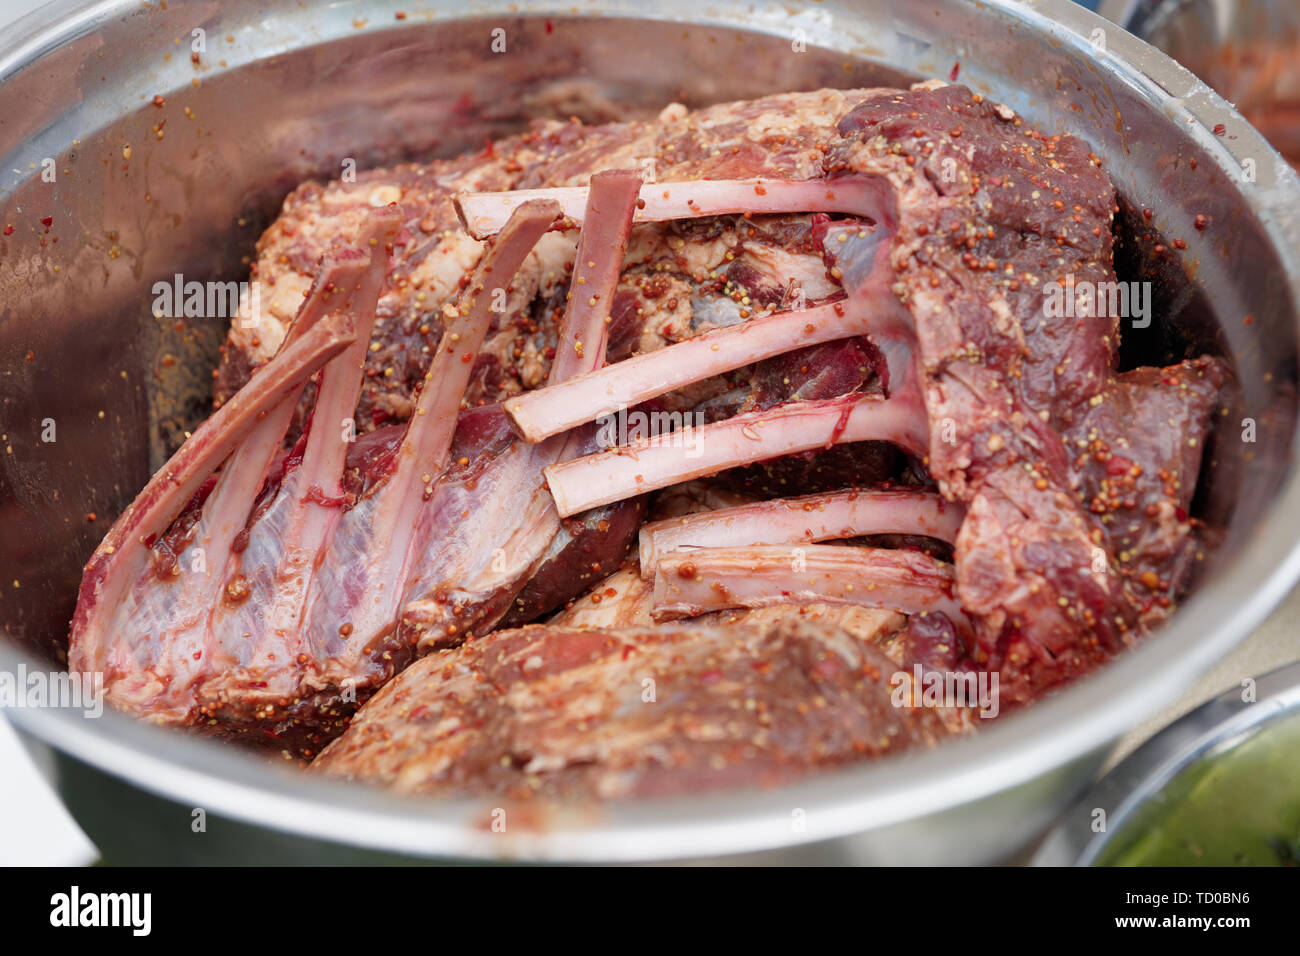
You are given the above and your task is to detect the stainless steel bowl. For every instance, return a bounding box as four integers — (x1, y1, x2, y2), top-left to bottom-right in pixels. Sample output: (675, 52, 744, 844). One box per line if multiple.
(1102, 0, 1300, 162)
(1034, 659, 1300, 866)
(2, 0, 1299, 865)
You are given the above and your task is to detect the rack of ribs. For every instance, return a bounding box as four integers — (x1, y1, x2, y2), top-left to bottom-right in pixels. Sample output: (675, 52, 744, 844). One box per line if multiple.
(70, 82, 1227, 785)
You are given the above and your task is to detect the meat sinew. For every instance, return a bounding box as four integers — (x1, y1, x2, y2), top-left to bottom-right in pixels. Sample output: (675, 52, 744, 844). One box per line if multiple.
(72, 82, 1227, 791)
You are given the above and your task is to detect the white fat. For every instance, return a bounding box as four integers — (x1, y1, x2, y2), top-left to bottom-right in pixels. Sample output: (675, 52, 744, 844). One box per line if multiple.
(740, 244, 839, 300)
(409, 231, 485, 305)
(657, 102, 689, 124)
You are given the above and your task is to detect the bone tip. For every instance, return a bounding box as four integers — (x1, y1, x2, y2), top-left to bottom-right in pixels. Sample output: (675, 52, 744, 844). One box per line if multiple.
(501, 403, 545, 443)
(451, 192, 486, 238)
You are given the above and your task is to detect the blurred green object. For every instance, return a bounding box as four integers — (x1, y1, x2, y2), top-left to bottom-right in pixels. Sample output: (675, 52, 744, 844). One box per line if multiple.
(1097, 711, 1300, 866)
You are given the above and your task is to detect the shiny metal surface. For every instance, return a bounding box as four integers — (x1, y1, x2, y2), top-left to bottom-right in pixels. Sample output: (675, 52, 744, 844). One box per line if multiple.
(1, 0, 1299, 864)
(1101, 0, 1300, 56)
(1102, 0, 1300, 161)
(1033, 659, 1300, 866)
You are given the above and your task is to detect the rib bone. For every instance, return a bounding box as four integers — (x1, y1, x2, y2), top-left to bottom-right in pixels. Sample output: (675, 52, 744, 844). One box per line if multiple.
(652, 544, 967, 628)
(455, 177, 891, 240)
(496, 177, 900, 443)
(639, 489, 965, 578)
(391, 172, 644, 650)
(548, 170, 642, 384)
(301, 200, 563, 661)
(544, 384, 928, 518)
(507, 297, 881, 443)
(68, 261, 366, 680)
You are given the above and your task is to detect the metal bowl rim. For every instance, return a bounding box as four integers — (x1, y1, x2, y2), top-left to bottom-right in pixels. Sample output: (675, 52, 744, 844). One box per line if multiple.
(1032, 658, 1300, 866)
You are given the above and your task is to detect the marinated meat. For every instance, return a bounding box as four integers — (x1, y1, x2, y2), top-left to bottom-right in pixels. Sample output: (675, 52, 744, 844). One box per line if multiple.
(312, 616, 954, 799)
(71, 81, 1227, 790)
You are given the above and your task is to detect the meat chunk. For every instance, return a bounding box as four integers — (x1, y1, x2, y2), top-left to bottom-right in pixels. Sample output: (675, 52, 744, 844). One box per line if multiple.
(70, 203, 570, 754)
(464, 81, 1228, 703)
(217, 90, 880, 431)
(312, 617, 953, 799)
(826, 84, 1228, 699)
(1066, 357, 1226, 628)
(71, 173, 656, 758)
(547, 566, 656, 629)
(73, 79, 1228, 782)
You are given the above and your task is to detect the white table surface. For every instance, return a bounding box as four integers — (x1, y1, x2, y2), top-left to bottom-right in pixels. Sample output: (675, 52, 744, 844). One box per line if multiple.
(0, 0, 1296, 866)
